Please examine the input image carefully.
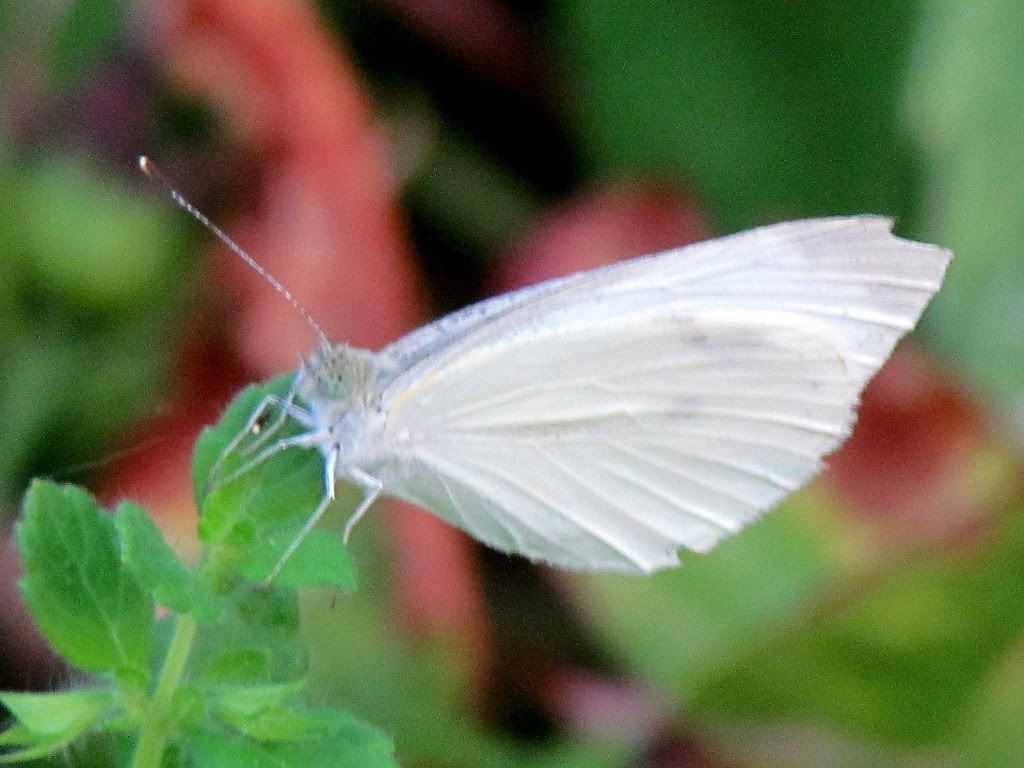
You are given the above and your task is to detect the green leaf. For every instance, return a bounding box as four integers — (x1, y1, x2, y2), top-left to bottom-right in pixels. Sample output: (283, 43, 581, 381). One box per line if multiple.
(304, 593, 480, 766)
(0, 336, 69, 502)
(303, 587, 631, 768)
(0, 725, 37, 747)
(559, 0, 918, 231)
(200, 650, 269, 683)
(193, 375, 360, 589)
(17, 480, 154, 675)
(188, 731, 281, 768)
(0, 152, 190, 503)
(191, 587, 304, 686)
(114, 501, 215, 618)
(1, 688, 114, 737)
(172, 685, 206, 732)
(211, 681, 344, 742)
(0, 734, 81, 763)
(220, 706, 331, 743)
(245, 709, 334, 743)
(189, 710, 397, 768)
(242, 530, 357, 591)
(213, 680, 305, 719)
(276, 709, 397, 768)
(193, 374, 303, 512)
(0, 688, 116, 763)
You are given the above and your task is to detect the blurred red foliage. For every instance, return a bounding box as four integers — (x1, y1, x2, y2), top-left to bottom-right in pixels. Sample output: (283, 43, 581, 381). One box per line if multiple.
(493, 182, 710, 292)
(826, 343, 999, 544)
(151, 0, 424, 365)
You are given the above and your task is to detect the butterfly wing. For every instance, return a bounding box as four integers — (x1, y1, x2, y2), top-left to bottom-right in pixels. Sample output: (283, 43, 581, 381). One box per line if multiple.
(369, 217, 950, 572)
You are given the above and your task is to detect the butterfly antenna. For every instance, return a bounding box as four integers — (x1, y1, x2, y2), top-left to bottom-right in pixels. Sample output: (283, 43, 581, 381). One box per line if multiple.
(137, 155, 331, 351)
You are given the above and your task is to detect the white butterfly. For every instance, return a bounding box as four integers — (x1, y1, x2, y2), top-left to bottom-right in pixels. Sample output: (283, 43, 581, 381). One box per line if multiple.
(137, 161, 949, 576)
(208, 215, 949, 576)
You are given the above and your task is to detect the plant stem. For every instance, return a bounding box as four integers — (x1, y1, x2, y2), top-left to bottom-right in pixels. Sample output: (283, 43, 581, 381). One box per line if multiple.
(131, 614, 198, 768)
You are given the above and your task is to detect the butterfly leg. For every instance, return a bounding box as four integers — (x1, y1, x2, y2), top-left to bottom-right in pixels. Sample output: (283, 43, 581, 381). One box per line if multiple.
(205, 386, 312, 494)
(239, 378, 315, 458)
(342, 469, 383, 543)
(264, 446, 340, 584)
(205, 432, 319, 498)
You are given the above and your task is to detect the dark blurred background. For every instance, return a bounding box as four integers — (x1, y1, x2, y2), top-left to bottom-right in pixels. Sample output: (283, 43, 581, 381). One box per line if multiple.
(1, 1, 1023, 766)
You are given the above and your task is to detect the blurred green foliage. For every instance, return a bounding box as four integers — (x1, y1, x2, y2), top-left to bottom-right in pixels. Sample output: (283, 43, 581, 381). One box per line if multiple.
(47, 0, 130, 90)
(0, 151, 190, 503)
(576, 494, 855, 699)
(692, 489, 1024, 748)
(559, 0, 920, 232)
(967, 634, 1024, 768)
(908, 0, 1024, 407)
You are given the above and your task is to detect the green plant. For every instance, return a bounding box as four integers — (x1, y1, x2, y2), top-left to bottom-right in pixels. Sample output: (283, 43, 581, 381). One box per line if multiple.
(1, 375, 397, 768)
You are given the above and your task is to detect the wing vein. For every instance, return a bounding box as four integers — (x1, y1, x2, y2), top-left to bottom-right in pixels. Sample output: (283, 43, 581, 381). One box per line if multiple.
(654, 445, 801, 492)
(414, 451, 608, 565)
(595, 437, 747, 528)
(454, 453, 649, 568)
(527, 442, 685, 540)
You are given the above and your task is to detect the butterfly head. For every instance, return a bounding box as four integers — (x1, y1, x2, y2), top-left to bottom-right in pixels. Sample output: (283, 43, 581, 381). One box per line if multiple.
(298, 343, 379, 408)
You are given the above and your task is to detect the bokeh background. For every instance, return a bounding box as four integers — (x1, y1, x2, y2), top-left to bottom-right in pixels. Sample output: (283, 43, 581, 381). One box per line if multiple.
(2, 1, 1024, 766)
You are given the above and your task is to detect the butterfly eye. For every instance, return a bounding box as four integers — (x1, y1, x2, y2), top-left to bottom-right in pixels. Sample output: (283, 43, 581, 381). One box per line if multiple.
(317, 371, 351, 401)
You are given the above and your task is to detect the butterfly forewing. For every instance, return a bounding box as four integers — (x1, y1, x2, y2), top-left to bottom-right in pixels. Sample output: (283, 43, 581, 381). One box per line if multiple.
(360, 217, 950, 572)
